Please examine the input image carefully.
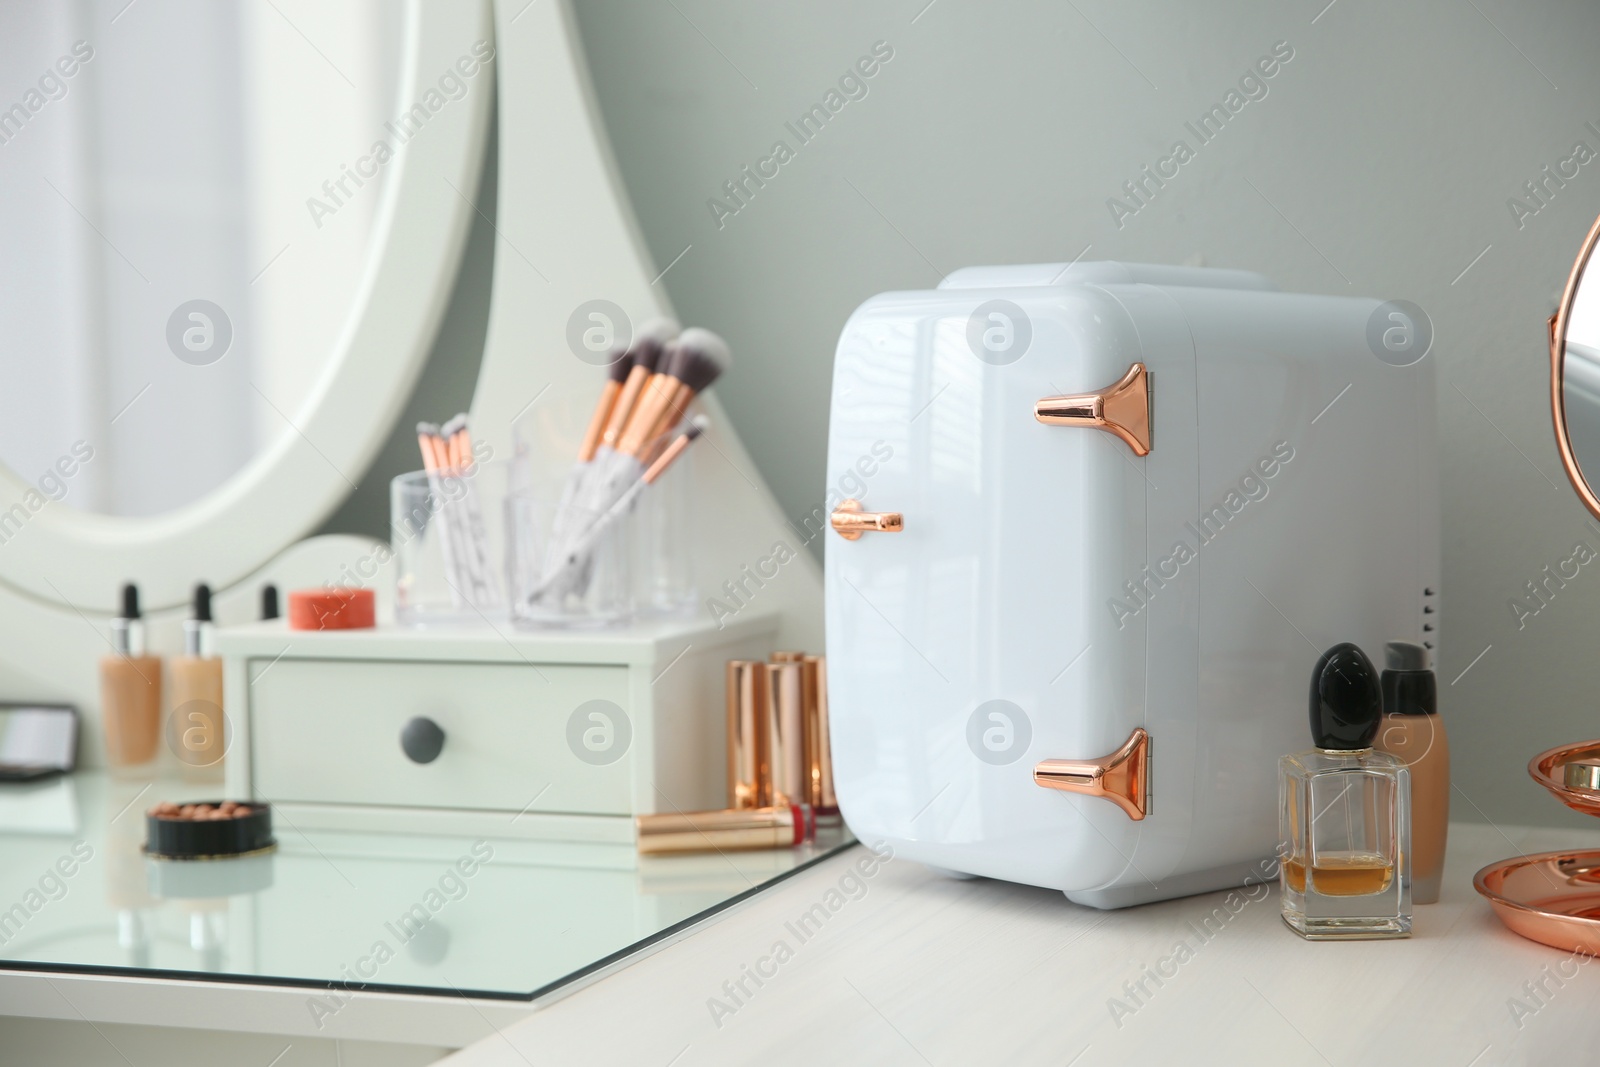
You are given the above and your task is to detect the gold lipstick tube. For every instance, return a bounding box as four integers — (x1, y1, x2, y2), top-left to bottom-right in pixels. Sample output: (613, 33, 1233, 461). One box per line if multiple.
(765, 660, 806, 805)
(772, 652, 836, 812)
(727, 660, 768, 809)
(635, 805, 812, 854)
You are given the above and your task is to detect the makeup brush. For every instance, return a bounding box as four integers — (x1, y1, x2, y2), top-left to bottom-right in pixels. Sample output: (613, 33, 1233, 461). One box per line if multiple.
(572, 328, 730, 530)
(547, 349, 633, 553)
(580, 351, 635, 461)
(528, 417, 708, 601)
(545, 329, 729, 599)
(602, 318, 679, 453)
(539, 318, 681, 596)
(416, 421, 468, 606)
(545, 319, 679, 578)
(616, 328, 731, 463)
(440, 413, 498, 609)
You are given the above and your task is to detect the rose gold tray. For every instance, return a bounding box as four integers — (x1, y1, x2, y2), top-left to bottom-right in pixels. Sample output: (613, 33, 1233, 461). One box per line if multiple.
(1529, 740, 1600, 816)
(1475, 850, 1600, 954)
(1473, 739, 1600, 951)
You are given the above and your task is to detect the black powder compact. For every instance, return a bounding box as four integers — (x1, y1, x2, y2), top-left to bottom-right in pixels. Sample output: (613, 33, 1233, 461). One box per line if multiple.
(145, 801, 276, 860)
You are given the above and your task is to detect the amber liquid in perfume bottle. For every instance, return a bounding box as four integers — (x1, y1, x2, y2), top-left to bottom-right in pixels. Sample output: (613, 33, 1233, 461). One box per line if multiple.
(1282, 852, 1394, 897)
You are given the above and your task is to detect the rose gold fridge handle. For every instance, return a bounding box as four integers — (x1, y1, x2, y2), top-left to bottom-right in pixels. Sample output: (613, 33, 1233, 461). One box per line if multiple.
(1035, 363, 1152, 456)
(829, 498, 903, 541)
(1034, 727, 1150, 821)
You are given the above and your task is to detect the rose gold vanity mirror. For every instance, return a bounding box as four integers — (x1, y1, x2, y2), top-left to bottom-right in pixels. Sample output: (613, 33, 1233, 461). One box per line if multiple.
(1473, 212, 1600, 951)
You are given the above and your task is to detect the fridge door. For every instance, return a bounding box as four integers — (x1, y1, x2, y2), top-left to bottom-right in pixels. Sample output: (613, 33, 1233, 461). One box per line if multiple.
(824, 281, 1167, 892)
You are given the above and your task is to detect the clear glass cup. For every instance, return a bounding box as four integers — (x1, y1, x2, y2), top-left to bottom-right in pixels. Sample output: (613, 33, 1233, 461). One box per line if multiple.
(391, 461, 511, 626)
(633, 446, 696, 617)
(506, 467, 634, 629)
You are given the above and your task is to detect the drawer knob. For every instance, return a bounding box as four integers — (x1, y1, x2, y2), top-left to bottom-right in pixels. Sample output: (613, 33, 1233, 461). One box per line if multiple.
(401, 717, 446, 764)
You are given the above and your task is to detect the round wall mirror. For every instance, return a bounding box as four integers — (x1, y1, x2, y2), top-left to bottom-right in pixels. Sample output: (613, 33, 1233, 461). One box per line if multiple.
(0, 0, 492, 613)
(1553, 213, 1600, 513)
(0, 3, 404, 518)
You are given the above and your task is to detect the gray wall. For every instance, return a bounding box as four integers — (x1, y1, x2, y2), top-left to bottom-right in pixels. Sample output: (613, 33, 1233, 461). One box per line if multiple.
(566, 0, 1600, 828)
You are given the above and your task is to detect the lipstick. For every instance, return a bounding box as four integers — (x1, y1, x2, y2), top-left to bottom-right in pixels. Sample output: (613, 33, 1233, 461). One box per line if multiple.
(635, 804, 816, 854)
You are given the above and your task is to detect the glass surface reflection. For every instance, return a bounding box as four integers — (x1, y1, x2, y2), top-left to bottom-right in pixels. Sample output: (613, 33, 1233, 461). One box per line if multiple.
(0, 773, 853, 999)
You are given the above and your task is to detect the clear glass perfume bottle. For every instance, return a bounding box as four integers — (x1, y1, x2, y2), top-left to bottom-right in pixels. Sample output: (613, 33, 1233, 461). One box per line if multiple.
(1280, 642, 1411, 939)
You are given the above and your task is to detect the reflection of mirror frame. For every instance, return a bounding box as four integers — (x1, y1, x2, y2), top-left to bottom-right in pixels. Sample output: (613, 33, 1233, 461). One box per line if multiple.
(1551, 211, 1600, 520)
(0, 0, 493, 613)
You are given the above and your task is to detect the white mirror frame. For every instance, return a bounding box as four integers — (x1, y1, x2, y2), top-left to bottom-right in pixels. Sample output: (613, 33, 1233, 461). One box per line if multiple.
(0, 0, 494, 614)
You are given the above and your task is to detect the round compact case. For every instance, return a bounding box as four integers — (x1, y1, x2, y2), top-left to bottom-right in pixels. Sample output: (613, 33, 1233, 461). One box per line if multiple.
(145, 801, 275, 860)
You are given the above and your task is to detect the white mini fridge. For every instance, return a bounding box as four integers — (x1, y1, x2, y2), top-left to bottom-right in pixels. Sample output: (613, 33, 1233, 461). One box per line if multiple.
(823, 261, 1438, 908)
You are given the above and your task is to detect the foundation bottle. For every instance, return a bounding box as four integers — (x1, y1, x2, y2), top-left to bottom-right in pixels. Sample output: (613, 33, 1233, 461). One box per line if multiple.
(1375, 641, 1447, 904)
(1280, 642, 1411, 940)
(100, 583, 162, 776)
(168, 583, 224, 778)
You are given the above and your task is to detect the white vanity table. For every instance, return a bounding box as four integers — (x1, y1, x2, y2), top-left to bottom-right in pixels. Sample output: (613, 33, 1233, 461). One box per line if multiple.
(434, 822, 1600, 1066)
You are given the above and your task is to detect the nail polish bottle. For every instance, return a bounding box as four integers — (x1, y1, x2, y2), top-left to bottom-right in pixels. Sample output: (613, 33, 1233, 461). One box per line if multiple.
(100, 583, 162, 776)
(261, 583, 280, 621)
(1375, 641, 1447, 904)
(167, 584, 224, 778)
(1280, 642, 1412, 939)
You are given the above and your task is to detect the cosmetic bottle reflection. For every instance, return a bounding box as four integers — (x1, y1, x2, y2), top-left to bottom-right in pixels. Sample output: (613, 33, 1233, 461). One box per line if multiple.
(1280, 643, 1411, 940)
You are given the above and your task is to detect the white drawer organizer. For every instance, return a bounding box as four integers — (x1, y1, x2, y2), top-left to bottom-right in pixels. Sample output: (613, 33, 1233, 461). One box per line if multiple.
(219, 612, 779, 843)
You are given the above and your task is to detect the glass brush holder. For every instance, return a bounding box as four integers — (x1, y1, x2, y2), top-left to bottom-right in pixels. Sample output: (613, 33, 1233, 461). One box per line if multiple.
(392, 444, 698, 629)
(632, 443, 696, 617)
(506, 453, 638, 629)
(391, 461, 511, 626)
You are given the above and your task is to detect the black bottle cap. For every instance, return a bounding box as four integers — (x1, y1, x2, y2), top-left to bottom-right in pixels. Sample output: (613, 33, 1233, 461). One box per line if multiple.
(1309, 642, 1382, 749)
(120, 583, 140, 620)
(192, 583, 213, 623)
(1381, 640, 1436, 717)
(260, 584, 280, 621)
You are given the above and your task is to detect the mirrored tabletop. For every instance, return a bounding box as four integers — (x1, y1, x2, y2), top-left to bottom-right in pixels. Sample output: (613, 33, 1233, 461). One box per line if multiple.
(0, 772, 852, 1002)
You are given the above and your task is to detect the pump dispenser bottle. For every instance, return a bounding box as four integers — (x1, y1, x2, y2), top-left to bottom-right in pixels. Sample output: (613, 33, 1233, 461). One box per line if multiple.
(1280, 642, 1412, 939)
(168, 583, 224, 778)
(100, 583, 162, 774)
(1375, 641, 1447, 904)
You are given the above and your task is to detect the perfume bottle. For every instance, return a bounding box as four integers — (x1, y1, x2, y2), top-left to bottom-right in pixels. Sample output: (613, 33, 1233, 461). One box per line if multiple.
(1280, 642, 1412, 939)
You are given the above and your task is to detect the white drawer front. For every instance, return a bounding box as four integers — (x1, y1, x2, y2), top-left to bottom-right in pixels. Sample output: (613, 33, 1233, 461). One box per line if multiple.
(250, 659, 633, 815)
